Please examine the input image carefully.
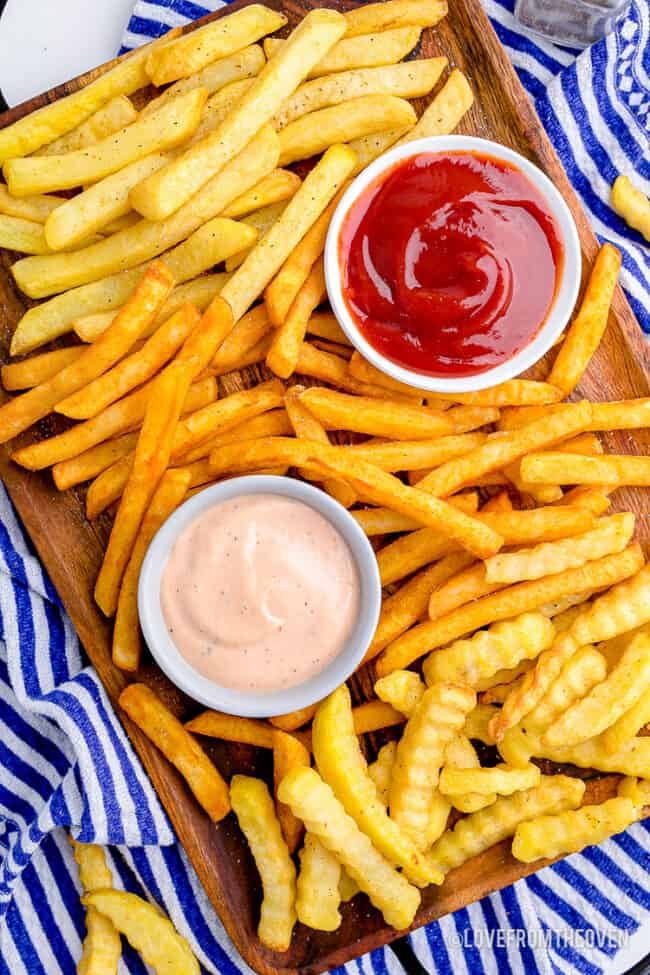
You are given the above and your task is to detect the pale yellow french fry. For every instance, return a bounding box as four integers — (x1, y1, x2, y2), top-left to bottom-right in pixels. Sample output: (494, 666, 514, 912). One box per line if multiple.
(349, 127, 412, 174)
(221, 168, 301, 219)
(523, 645, 608, 734)
(377, 545, 644, 677)
(390, 683, 476, 849)
(522, 451, 650, 487)
(367, 741, 398, 806)
(429, 776, 585, 877)
(278, 94, 416, 167)
(44, 153, 172, 251)
(0, 185, 63, 223)
(0, 213, 64, 255)
(603, 689, 650, 754)
(133, 10, 347, 221)
(338, 870, 360, 902)
(439, 763, 540, 798)
(265, 25, 422, 77)
(618, 777, 650, 807)
(146, 6, 287, 86)
(463, 705, 499, 745)
(35, 95, 138, 156)
(71, 840, 121, 975)
(5, 89, 206, 197)
(547, 244, 621, 395)
(311, 684, 440, 887)
(443, 736, 495, 813)
(512, 797, 638, 863)
(397, 69, 473, 144)
(10, 125, 278, 301)
(296, 834, 341, 933)
(0, 30, 181, 161)
(484, 513, 635, 584)
(278, 766, 422, 929)
(374, 671, 425, 717)
(571, 561, 650, 646)
(611, 174, 650, 242)
(189, 79, 256, 143)
(344, 0, 448, 36)
(423, 613, 555, 689)
(267, 258, 325, 378)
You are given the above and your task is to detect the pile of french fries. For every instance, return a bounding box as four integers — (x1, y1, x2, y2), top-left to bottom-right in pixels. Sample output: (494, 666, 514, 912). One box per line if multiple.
(1, 0, 649, 955)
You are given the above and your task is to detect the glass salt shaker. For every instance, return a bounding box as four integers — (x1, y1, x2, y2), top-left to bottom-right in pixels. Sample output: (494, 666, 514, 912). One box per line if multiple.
(514, 0, 632, 48)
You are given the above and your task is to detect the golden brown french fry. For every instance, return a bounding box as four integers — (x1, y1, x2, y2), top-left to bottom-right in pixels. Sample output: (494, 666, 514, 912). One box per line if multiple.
(95, 358, 194, 616)
(211, 304, 272, 371)
(4, 89, 207, 197)
(344, 433, 487, 473)
(133, 10, 347, 221)
(0, 261, 174, 444)
(547, 244, 621, 395)
(397, 69, 473, 144)
(220, 143, 357, 322)
(185, 710, 275, 748)
(267, 258, 325, 378)
(295, 341, 411, 398)
(435, 380, 563, 407)
(270, 704, 319, 733)
(264, 25, 422, 77)
(296, 834, 342, 932)
(57, 304, 201, 420)
(522, 451, 650, 487)
(611, 174, 650, 242)
(220, 168, 302, 219)
(278, 95, 416, 166)
(35, 95, 138, 157)
(428, 563, 508, 620)
(299, 387, 453, 439)
(1, 346, 83, 391)
(181, 409, 291, 464)
(146, 6, 287, 86)
(345, 0, 447, 36)
(347, 352, 425, 400)
(376, 545, 644, 676)
(272, 729, 311, 853)
(52, 432, 139, 491)
(112, 468, 191, 672)
(0, 30, 181, 162)
(120, 683, 230, 820)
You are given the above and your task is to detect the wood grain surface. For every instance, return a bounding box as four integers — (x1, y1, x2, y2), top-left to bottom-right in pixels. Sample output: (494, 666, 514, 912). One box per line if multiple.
(0, 1, 649, 973)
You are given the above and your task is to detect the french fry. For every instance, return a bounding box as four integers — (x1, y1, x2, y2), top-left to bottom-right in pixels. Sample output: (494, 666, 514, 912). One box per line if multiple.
(278, 766, 422, 929)
(423, 613, 555, 689)
(305, 311, 349, 346)
(351, 700, 406, 735)
(602, 688, 650, 754)
(347, 352, 424, 400)
(311, 685, 438, 886)
(1, 346, 83, 391)
(70, 840, 121, 975)
(133, 10, 347, 221)
(368, 741, 397, 806)
(477, 662, 533, 699)
(481, 490, 513, 513)
(463, 704, 499, 745)
(270, 704, 319, 733)
(522, 451, 650, 487)
(57, 304, 201, 420)
(181, 409, 291, 464)
(554, 486, 611, 515)
(500, 398, 650, 434)
(389, 683, 476, 849)
(345, 433, 487, 472)
(512, 797, 638, 863)
(428, 563, 508, 620)
(147, 7, 286, 87)
(377, 545, 644, 676)
(0, 260, 174, 444)
(374, 670, 425, 717)
(296, 341, 415, 397)
(429, 775, 585, 877)
(485, 513, 635, 584)
(344, 0, 448, 36)
(275, 58, 446, 129)
(211, 304, 272, 370)
(272, 729, 310, 853)
(416, 402, 593, 497)
(35, 95, 138, 156)
(439, 763, 540, 798)
(296, 834, 342, 932)
(0, 214, 56, 254)
(184, 710, 275, 748)
(618, 776, 650, 807)
(278, 95, 417, 166)
(547, 244, 621, 395)
(119, 683, 230, 821)
(0, 185, 64, 223)
(95, 358, 194, 615)
(433, 380, 563, 407)
(4, 89, 207, 197)
(270, 24, 421, 78)
(354, 492, 478, 538)
(443, 736, 495, 813)
(220, 143, 357, 322)
(525, 729, 650, 776)
(112, 467, 191, 671)
(44, 152, 172, 251)
(339, 870, 360, 902)
(611, 174, 650, 242)
(299, 388, 453, 439)
(571, 560, 650, 646)
(82, 890, 199, 975)
(0, 30, 181, 161)
(11, 125, 278, 301)
(267, 258, 325, 378)
(397, 69, 474, 144)
(221, 168, 302, 219)
(349, 127, 413, 174)
(13, 376, 215, 473)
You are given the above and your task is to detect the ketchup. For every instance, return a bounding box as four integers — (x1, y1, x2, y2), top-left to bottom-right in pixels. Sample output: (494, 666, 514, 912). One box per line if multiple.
(339, 151, 563, 378)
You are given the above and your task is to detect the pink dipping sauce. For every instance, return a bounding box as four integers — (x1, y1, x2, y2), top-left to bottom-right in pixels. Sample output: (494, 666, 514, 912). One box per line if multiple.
(160, 493, 360, 693)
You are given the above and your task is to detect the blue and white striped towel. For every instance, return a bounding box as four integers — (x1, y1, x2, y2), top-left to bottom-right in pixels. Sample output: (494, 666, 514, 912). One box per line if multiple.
(1, 2, 649, 973)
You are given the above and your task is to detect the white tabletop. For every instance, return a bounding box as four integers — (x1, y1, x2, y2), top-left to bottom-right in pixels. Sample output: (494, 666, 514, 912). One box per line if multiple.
(0, 2, 647, 972)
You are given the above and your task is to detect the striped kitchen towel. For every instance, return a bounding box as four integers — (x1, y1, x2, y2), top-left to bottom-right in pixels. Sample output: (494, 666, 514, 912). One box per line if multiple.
(1, 2, 649, 974)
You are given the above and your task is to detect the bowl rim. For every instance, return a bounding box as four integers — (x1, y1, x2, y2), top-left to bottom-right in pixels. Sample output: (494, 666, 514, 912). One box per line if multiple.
(324, 134, 582, 393)
(137, 475, 381, 718)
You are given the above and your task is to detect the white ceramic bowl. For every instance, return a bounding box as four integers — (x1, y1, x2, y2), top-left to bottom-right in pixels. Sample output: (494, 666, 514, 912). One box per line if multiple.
(138, 475, 381, 718)
(325, 134, 582, 394)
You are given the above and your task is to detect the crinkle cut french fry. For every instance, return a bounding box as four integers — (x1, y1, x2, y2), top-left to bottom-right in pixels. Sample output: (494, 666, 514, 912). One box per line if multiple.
(0, 260, 174, 444)
(278, 766, 423, 928)
(618, 777, 650, 807)
(230, 775, 297, 951)
(272, 729, 310, 854)
(443, 736, 495, 813)
(548, 244, 622, 395)
(1, 346, 83, 391)
(296, 834, 341, 932)
(603, 687, 650, 754)
(439, 763, 540, 798)
(351, 700, 405, 735)
(611, 174, 650, 243)
(71, 840, 122, 975)
(267, 258, 325, 378)
(522, 451, 650, 487)
(306, 311, 351, 346)
(423, 613, 555, 689)
(374, 671, 425, 717)
(368, 741, 398, 805)
(396, 69, 473, 145)
(429, 775, 585, 877)
(484, 513, 635, 585)
(377, 545, 644, 677)
(571, 561, 650, 647)
(463, 705, 499, 745)
(389, 682, 475, 848)
(113, 467, 191, 672)
(311, 684, 436, 886)
(512, 797, 638, 863)
(523, 645, 608, 734)
(299, 386, 454, 439)
(344, 0, 448, 37)
(416, 401, 593, 498)
(119, 683, 230, 821)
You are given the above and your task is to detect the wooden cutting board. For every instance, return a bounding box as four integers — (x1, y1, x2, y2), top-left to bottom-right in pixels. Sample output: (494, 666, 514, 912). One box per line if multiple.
(0, 2, 649, 973)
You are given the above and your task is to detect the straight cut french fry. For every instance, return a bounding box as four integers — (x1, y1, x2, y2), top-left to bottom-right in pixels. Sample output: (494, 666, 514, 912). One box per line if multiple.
(35, 95, 137, 157)
(52, 432, 139, 491)
(374, 671, 426, 717)
(0, 214, 54, 254)
(0, 185, 64, 223)
(299, 387, 453, 439)
(434, 380, 563, 407)
(119, 683, 230, 821)
(522, 451, 650, 487)
(427, 563, 508, 620)
(611, 175, 650, 242)
(221, 168, 302, 218)
(267, 258, 325, 378)
(267, 25, 422, 79)
(397, 69, 474, 144)
(1, 346, 83, 391)
(142, 44, 265, 115)
(185, 711, 275, 748)
(345, 433, 487, 472)
(344, 0, 448, 36)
